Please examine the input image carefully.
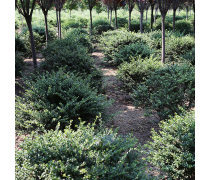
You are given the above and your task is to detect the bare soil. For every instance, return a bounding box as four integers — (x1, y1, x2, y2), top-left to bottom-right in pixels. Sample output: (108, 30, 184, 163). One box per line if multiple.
(92, 49, 160, 145)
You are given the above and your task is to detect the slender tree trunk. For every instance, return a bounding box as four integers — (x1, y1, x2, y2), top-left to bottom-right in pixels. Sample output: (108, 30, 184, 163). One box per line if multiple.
(161, 15, 166, 64)
(146, 9, 148, 22)
(107, 7, 109, 20)
(193, 2, 195, 33)
(151, 4, 154, 30)
(89, 8, 93, 34)
(44, 13, 49, 45)
(56, 10, 59, 38)
(140, 11, 144, 33)
(26, 19, 37, 69)
(110, 9, 112, 25)
(154, 8, 158, 23)
(173, 9, 176, 32)
(128, 9, 132, 31)
(186, 6, 189, 20)
(114, 8, 118, 29)
(58, 10, 61, 39)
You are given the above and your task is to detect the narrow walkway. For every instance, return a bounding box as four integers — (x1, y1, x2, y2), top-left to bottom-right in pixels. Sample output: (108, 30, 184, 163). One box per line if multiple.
(92, 49, 160, 145)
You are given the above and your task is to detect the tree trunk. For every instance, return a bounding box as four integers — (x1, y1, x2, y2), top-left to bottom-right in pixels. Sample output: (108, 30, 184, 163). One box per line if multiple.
(58, 10, 61, 39)
(128, 9, 132, 31)
(44, 13, 49, 45)
(151, 4, 154, 30)
(107, 7, 109, 20)
(56, 10, 59, 38)
(140, 11, 144, 33)
(193, 1, 195, 33)
(186, 6, 189, 20)
(110, 9, 112, 25)
(26, 19, 37, 69)
(161, 15, 166, 64)
(173, 9, 176, 32)
(89, 8, 93, 34)
(146, 9, 148, 22)
(114, 8, 118, 29)
(154, 8, 158, 23)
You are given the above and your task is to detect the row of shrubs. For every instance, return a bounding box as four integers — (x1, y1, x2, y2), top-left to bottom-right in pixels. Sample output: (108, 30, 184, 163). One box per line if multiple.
(99, 29, 195, 66)
(16, 109, 195, 180)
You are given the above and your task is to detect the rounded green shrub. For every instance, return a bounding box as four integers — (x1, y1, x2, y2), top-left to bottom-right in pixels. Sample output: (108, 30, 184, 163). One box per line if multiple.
(117, 56, 162, 90)
(41, 37, 102, 91)
(15, 35, 28, 55)
(175, 20, 193, 35)
(16, 121, 150, 180)
(145, 110, 195, 179)
(154, 17, 172, 31)
(132, 64, 195, 119)
(99, 30, 143, 65)
(92, 19, 113, 35)
(113, 42, 153, 66)
(182, 47, 195, 66)
(15, 52, 25, 77)
(15, 70, 108, 132)
(65, 28, 93, 52)
(165, 35, 195, 62)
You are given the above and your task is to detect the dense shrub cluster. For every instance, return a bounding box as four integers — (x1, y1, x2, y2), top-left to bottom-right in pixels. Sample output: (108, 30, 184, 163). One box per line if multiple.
(15, 52, 25, 77)
(65, 28, 93, 52)
(146, 110, 195, 179)
(117, 56, 162, 90)
(165, 35, 195, 62)
(113, 42, 153, 66)
(15, 70, 108, 132)
(16, 121, 150, 180)
(182, 47, 195, 65)
(92, 19, 113, 34)
(15, 35, 28, 56)
(175, 19, 193, 34)
(41, 36, 102, 91)
(132, 64, 195, 119)
(99, 30, 143, 65)
(62, 17, 88, 29)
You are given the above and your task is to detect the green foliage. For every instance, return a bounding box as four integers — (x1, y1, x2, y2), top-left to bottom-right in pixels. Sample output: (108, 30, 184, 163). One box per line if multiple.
(15, 34, 28, 55)
(65, 28, 93, 52)
(99, 30, 143, 65)
(145, 110, 195, 179)
(15, 70, 109, 132)
(15, 52, 25, 77)
(117, 56, 162, 90)
(113, 42, 153, 66)
(92, 19, 113, 34)
(41, 36, 102, 90)
(112, 17, 128, 28)
(20, 25, 56, 55)
(132, 64, 195, 119)
(175, 20, 193, 35)
(16, 121, 150, 179)
(62, 18, 88, 29)
(154, 17, 172, 31)
(165, 35, 195, 62)
(182, 47, 195, 66)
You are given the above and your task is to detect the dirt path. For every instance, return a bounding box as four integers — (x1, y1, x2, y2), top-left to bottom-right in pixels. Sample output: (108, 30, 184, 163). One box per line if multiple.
(92, 49, 160, 145)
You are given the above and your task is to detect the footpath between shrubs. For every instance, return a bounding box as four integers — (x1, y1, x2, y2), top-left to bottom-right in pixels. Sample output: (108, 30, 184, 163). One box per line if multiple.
(92, 46, 160, 145)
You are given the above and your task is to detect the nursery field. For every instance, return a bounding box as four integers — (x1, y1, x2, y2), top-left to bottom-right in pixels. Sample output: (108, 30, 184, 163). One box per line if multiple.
(15, 0, 195, 179)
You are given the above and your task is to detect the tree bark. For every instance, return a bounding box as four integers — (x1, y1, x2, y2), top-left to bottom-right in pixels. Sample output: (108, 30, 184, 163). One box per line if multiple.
(107, 7, 109, 20)
(114, 8, 118, 29)
(128, 9, 132, 31)
(26, 19, 37, 69)
(110, 9, 112, 25)
(151, 4, 154, 30)
(161, 15, 166, 64)
(89, 8, 93, 34)
(56, 10, 59, 38)
(173, 9, 176, 32)
(186, 6, 189, 20)
(140, 11, 144, 33)
(146, 9, 148, 22)
(44, 13, 49, 45)
(58, 10, 61, 39)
